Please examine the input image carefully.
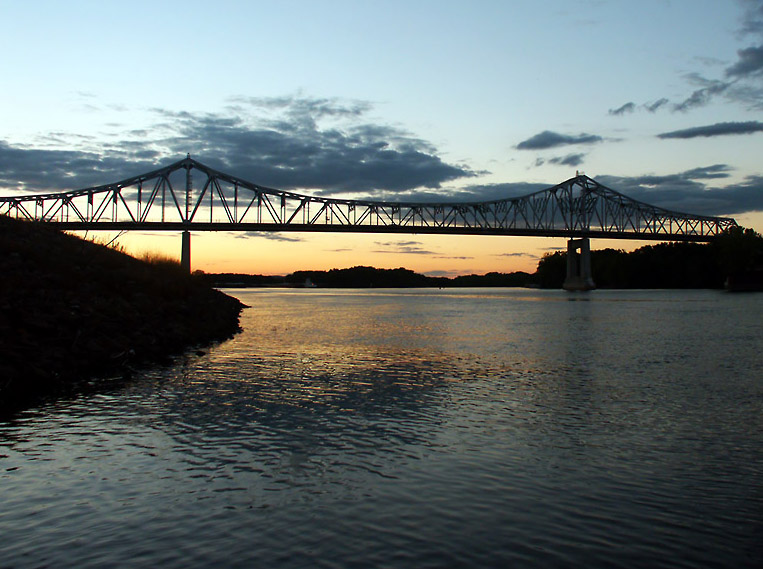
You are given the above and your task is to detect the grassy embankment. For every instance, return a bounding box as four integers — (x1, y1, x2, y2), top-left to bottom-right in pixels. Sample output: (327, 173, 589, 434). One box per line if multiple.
(0, 215, 245, 412)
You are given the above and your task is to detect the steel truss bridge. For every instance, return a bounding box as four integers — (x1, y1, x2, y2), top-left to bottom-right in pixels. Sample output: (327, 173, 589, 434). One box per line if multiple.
(0, 155, 737, 286)
(0, 155, 737, 238)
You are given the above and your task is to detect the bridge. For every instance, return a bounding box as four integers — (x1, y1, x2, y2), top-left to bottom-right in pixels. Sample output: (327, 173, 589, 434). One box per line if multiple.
(0, 155, 738, 290)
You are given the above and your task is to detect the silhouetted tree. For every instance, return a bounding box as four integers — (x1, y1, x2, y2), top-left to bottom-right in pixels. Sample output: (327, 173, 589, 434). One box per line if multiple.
(533, 239, 740, 289)
(535, 251, 567, 288)
(712, 227, 763, 275)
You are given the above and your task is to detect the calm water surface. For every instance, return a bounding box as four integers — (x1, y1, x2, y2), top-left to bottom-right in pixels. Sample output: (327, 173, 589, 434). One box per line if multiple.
(1, 288, 762, 568)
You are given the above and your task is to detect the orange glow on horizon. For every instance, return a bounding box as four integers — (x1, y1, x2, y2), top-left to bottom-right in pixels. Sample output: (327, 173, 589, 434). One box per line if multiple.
(86, 231, 552, 276)
(73, 209, 763, 277)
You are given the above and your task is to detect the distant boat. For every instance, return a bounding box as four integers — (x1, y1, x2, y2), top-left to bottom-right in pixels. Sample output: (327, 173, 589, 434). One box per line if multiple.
(303, 278, 317, 288)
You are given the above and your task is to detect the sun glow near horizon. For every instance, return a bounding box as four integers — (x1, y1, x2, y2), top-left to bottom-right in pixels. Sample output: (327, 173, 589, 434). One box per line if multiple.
(105, 230, 555, 277)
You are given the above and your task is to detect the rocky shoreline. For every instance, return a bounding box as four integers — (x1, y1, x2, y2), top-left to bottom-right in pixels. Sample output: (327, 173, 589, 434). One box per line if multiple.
(0, 216, 245, 414)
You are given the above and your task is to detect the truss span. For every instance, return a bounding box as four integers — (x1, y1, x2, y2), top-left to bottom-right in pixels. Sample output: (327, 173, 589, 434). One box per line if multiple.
(0, 155, 737, 241)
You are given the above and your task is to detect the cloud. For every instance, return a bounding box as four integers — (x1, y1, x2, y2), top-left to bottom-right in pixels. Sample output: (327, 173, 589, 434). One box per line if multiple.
(602, 4, 763, 116)
(658, 121, 763, 139)
(608, 98, 670, 116)
(673, 77, 730, 112)
(350, 162, 763, 218)
(535, 154, 586, 168)
(378, 240, 421, 247)
(644, 98, 670, 112)
(596, 165, 763, 216)
(516, 130, 603, 150)
(354, 180, 550, 204)
(724, 82, 763, 108)
(608, 102, 636, 116)
(493, 252, 536, 258)
(437, 164, 761, 218)
(631, 0, 763, 114)
(234, 232, 304, 242)
(668, 19, 763, 112)
(726, 44, 763, 77)
(153, 100, 476, 194)
(372, 240, 435, 255)
(669, 41, 763, 111)
(0, 96, 476, 196)
(739, 0, 763, 37)
(548, 153, 586, 167)
(0, 140, 160, 192)
(442, 182, 550, 202)
(680, 164, 735, 179)
(228, 95, 373, 122)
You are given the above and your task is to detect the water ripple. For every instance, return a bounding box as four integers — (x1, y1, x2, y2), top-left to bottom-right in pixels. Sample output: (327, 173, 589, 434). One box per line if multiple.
(1, 289, 762, 568)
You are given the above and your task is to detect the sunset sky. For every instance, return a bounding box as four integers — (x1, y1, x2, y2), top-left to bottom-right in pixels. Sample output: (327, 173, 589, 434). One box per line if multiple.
(2, 0, 763, 276)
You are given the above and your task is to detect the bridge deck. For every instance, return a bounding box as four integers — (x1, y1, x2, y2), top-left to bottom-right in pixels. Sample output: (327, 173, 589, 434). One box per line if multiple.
(40, 221, 722, 242)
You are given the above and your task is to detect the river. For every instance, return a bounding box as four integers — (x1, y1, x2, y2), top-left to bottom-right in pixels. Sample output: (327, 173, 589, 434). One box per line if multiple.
(1, 288, 762, 568)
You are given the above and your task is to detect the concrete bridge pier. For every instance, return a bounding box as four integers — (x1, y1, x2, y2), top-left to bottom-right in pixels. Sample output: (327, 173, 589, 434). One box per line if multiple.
(563, 238, 595, 291)
(181, 230, 191, 273)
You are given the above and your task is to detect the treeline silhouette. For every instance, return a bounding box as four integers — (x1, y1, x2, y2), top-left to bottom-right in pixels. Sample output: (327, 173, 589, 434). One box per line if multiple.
(200, 267, 534, 288)
(200, 227, 763, 289)
(536, 243, 721, 288)
(536, 227, 763, 289)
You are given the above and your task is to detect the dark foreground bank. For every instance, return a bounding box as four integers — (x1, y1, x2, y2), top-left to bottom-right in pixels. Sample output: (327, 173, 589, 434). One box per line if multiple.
(0, 216, 245, 413)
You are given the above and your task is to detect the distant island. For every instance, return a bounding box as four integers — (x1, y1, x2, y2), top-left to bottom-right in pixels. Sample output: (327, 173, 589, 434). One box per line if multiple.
(198, 266, 535, 289)
(198, 227, 763, 291)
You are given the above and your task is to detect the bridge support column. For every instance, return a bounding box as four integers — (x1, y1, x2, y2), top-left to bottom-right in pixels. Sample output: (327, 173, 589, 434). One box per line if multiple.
(181, 230, 191, 273)
(563, 238, 595, 291)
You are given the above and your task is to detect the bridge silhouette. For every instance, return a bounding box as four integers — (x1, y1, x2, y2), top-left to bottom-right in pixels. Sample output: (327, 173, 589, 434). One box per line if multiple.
(0, 155, 738, 290)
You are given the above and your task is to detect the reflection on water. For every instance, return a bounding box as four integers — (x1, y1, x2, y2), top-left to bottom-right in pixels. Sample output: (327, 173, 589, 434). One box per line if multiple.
(1, 288, 762, 568)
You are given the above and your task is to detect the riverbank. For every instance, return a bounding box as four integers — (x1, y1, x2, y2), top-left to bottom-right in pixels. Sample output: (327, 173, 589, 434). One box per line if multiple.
(0, 216, 245, 413)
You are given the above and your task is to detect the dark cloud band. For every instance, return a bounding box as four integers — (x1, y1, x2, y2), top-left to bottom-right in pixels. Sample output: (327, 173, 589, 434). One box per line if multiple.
(726, 45, 763, 78)
(608, 102, 635, 116)
(516, 130, 603, 150)
(658, 121, 763, 139)
(0, 97, 476, 195)
(597, 166, 763, 216)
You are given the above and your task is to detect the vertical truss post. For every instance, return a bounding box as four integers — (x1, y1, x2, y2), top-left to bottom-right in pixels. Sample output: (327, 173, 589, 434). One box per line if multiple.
(234, 182, 238, 223)
(181, 155, 193, 273)
(185, 157, 192, 222)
